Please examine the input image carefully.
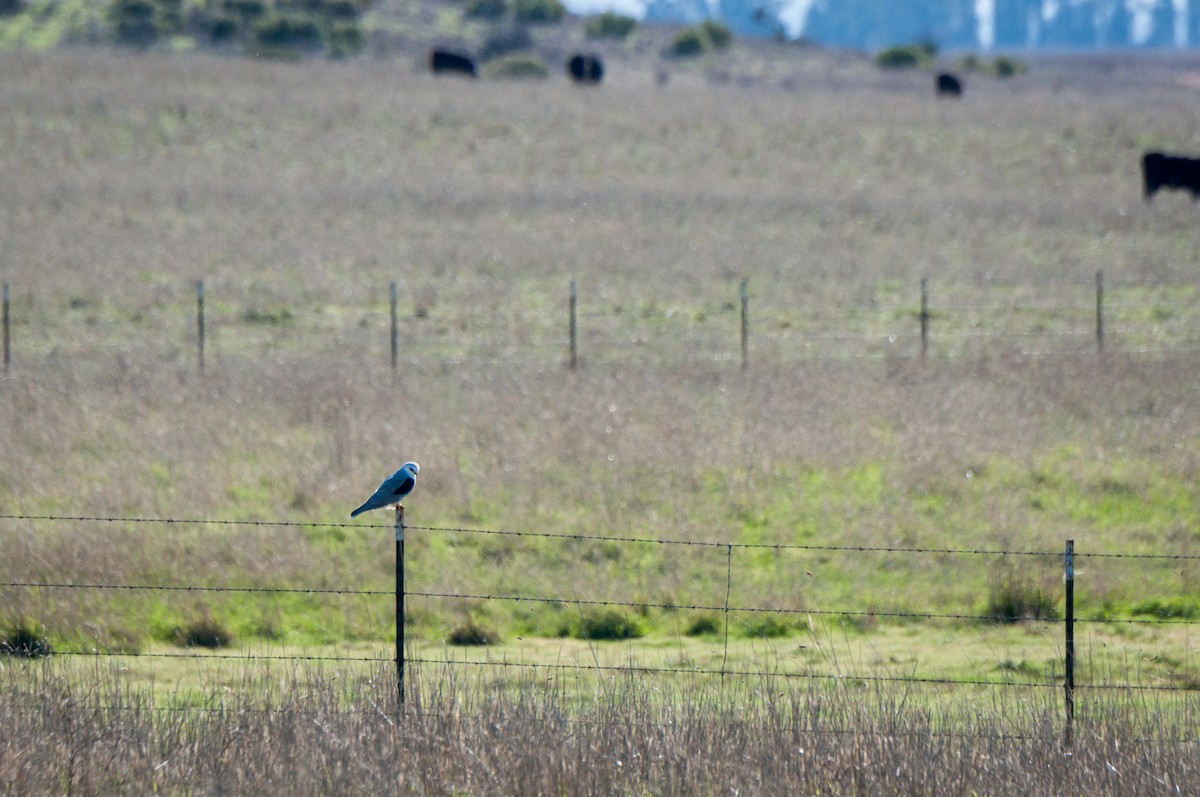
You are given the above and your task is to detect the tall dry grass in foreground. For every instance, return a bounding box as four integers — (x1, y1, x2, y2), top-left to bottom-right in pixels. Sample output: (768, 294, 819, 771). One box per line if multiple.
(1, 658, 1196, 795)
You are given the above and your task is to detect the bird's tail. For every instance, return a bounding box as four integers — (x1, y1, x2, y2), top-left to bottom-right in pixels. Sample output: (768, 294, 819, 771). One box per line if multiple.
(350, 502, 369, 518)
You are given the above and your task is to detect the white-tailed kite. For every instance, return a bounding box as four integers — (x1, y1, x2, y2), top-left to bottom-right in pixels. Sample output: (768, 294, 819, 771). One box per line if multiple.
(350, 461, 420, 517)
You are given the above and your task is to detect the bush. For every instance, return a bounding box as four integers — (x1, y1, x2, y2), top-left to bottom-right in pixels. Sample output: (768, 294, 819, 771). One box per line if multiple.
(1131, 597, 1200, 619)
(485, 52, 549, 79)
(874, 44, 934, 69)
(326, 20, 362, 57)
(513, 0, 563, 24)
(984, 575, 1058, 623)
(992, 55, 1027, 78)
(684, 613, 721, 636)
(739, 614, 792, 638)
(574, 608, 643, 640)
(665, 20, 732, 58)
(1, 622, 52, 658)
(701, 19, 732, 49)
(585, 11, 636, 39)
(667, 25, 707, 57)
(223, 0, 268, 20)
(255, 14, 323, 52)
(447, 618, 501, 646)
(0, 0, 25, 17)
(109, 0, 160, 47)
(465, 0, 507, 20)
(208, 15, 240, 42)
(172, 613, 233, 648)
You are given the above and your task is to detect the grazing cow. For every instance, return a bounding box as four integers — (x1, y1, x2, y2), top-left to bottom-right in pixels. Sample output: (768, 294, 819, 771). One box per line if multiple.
(567, 53, 604, 84)
(430, 48, 477, 77)
(1143, 152, 1200, 200)
(935, 71, 962, 97)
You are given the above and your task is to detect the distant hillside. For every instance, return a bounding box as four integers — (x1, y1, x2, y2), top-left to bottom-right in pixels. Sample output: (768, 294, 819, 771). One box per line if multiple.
(1, 0, 1194, 59)
(569, 0, 1198, 50)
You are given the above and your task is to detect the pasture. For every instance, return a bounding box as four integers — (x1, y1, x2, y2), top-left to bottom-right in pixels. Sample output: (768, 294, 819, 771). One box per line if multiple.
(2, 46, 1200, 792)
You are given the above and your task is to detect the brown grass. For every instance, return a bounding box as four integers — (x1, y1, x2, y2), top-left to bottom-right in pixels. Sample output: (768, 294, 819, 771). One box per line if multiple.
(3, 45, 1200, 791)
(1, 658, 1196, 795)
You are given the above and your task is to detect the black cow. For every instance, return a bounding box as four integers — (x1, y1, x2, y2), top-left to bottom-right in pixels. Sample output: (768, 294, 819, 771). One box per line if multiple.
(567, 53, 604, 84)
(430, 48, 477, 78)
(935, 71, 962, 98)
(1143, 152, 1200, 200)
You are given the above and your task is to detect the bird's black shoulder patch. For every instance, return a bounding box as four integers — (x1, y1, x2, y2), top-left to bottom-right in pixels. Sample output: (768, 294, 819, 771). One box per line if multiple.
(391, 478, 415, 496)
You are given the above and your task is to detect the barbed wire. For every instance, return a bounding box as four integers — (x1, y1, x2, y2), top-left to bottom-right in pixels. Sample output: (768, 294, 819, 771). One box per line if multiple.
(7, 581, 1197, 628)
(19, 649, 1194, 692)
(6, 513, 1200, 561)
(4, 696, 1194, 745)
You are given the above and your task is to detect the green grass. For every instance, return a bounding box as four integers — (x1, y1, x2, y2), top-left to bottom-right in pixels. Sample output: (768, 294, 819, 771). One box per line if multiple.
(3, 49, 1200, 698)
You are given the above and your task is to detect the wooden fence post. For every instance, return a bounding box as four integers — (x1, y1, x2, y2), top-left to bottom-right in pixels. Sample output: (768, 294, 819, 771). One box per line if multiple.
(196, 280, 205, 374)
(740, 278, 749, 371)
(390, 281, 399, 375)
(569, 279, 578, 369)
(920, 277, 930, 359)
(3, 282, 10, 371)
(1064, 538, 1075, 748)
(1095, 270, 1104, 353)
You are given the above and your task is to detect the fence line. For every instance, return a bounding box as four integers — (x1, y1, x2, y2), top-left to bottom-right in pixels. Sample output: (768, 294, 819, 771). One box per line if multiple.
(10, 511, 1200, 559)
(5, 512, 1200, 722)
(7, 649, 1196, 694)
(8, 580, 1200, 627)
(3, 273, 1200, 371)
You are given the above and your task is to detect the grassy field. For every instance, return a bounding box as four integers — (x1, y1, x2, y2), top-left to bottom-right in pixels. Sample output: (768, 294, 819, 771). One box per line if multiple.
(1, 44, 1200, 791)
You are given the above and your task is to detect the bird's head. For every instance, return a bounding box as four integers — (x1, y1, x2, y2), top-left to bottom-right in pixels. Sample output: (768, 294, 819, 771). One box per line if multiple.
(403, 461, 420, 475)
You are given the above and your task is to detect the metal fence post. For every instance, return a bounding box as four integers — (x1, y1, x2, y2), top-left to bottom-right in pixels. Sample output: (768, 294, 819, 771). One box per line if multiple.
(740, 278, 749, 371)
(396, 505, 406, 709)
(1064, 538, 1075, 747)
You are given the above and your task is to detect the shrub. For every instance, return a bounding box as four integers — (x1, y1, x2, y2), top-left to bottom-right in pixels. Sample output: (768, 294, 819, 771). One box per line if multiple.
(667, 25, 707, 57)
(665, 20, 731, 57)
(208, 15, 240, 42)
(874, 44, 933, 69)
(0, 0, 25, 17)
(172, 613, 233, 648)
(739, 614, 792, 638)
(223, 0, 268, 21)
(574, 608, 643, 640)
(485, 52, 549, 79)
(984, 575, 1058, 623)
(992, 55, 1027, 78)
(109, 0, 161, 47)
(585, 11, 636, 39)
(1, 622, 52, 658)
(513, 0, 563, 24)
(447, 618, 500, 646)
(255, 15, 323, 52)
(684, 613, 721, 636)
(326, 20, 362, 57)
(701, 19, 732, 49)
(465, 0, 507, 20)
(1131, 597, 1200, 619)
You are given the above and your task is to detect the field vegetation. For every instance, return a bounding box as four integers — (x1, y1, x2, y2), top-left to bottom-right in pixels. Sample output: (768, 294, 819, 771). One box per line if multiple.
(2, 43, 1200, 792)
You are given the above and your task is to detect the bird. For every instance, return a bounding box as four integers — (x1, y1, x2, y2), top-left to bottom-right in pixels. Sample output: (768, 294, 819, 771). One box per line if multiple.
(350, 461, 420, 517)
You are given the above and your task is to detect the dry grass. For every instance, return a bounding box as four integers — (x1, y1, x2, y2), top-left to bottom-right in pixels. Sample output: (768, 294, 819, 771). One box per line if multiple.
(1, 657, 1197, 795)
(2, 45, 1200, 790)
